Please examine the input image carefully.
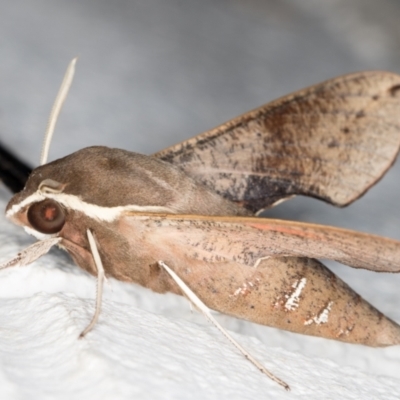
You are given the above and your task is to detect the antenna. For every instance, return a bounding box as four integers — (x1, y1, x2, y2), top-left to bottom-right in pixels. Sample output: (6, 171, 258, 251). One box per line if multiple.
(40, 57, 77, 166)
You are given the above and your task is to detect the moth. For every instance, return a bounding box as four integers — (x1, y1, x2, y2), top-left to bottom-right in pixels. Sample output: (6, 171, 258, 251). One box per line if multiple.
(2, 60, 400, 390)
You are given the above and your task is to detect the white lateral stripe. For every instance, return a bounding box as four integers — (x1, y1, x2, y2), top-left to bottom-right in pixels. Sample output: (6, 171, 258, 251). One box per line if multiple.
(23, 226, 56, 240)
(7, 191, 174, 222)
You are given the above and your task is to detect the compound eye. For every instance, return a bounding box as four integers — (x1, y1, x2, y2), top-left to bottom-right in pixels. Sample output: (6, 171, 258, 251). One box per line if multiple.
(27, 199, 65, 234)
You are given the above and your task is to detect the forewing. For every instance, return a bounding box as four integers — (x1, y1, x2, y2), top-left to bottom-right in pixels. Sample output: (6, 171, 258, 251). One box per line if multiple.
(155, 71, 400, 212)
(123, 212, 400, 345)
(126, 212, 400, 273)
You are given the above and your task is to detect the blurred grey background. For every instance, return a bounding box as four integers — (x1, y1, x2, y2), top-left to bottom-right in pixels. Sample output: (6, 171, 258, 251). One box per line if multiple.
(1, 0, 400, 381)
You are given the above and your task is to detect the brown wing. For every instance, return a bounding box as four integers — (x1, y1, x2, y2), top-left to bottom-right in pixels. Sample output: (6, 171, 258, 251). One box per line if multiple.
(126, 212, 400, 273)
(154, 71, 400, 212)
(122, 212, 400, 345)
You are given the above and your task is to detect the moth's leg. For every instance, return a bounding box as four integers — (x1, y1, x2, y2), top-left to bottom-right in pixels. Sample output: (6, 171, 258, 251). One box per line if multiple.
(0, 237, 61, 269)
(158, 260, 290, 391)
(79, 229, 105, 338)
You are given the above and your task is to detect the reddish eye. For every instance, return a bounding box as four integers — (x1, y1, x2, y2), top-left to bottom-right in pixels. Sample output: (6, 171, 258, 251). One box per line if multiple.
(27, 199, 65, 234)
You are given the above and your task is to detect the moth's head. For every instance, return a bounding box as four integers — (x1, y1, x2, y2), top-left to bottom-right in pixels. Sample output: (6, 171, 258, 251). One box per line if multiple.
(6, 146, 184, 238)
(6, 146, 244, 240)
(6, 178, 67, 239)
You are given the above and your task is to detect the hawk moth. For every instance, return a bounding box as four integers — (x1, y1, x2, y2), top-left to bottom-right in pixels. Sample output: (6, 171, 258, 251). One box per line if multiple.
(2, 64, 400, 389)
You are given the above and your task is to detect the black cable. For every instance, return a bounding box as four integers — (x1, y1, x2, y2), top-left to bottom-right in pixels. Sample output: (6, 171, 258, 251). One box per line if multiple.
(0, 142, 32, 193)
